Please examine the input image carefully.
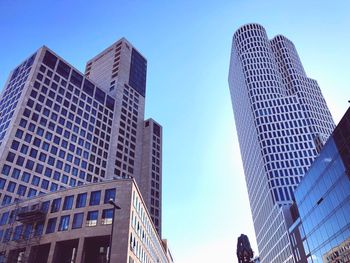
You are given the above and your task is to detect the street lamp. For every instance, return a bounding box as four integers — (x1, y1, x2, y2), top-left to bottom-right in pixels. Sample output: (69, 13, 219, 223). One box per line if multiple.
(107, 199, 121, 263)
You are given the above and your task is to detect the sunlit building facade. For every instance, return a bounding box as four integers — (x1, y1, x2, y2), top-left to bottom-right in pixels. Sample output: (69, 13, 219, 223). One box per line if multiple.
(228, 23, 334, 263)
(0, 39, 162, 235)
(0, 179, 170, 263)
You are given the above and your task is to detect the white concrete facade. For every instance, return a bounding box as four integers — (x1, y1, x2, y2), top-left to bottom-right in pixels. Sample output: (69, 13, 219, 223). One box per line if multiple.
(228, 23, 335, 263)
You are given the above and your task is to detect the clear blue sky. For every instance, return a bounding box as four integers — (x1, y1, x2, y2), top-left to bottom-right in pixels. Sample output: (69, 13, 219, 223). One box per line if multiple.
(0, 1, 349, 262)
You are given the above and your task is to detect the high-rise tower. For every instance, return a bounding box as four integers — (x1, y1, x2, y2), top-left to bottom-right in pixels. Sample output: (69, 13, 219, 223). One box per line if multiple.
(228, 24, 334, 263)
(84, 39, 162, 233)
(0, 38, 162, 235)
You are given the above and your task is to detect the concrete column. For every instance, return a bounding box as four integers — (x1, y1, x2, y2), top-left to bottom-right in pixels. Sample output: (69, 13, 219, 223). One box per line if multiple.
(74, 237, 85, 263)
(46, 241, 56, 263)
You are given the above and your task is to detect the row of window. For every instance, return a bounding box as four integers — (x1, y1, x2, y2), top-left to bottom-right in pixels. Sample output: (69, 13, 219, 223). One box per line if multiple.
(0, 54, 35, 143)
(114, 85, 140, 178)
(0, 188, 116, 227)
(0, 208, 114, 243)
(0, 57, 120, 203)
(42, 50, 115, 111)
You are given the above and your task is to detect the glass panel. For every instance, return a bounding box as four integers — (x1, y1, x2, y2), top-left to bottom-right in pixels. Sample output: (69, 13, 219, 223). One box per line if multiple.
(101, 209, 113, 225)
(86, 211, 98, 227)
(72, 213, 84, 229)
(58, 215, 70, 231)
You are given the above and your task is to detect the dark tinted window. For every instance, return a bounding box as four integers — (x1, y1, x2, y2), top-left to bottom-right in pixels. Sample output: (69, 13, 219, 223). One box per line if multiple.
(104, 188, 116, 204)
(89, 191, 101, 206)
(94, 88, 105, 104)
(46, 218, 57, 234)
(70, 70, 83, 88)
(63, 195, 74, 210)
(76, 193, 87, 208)
(128, 48, 147, 97)
(57, 60, 71, 79)
(153, 123, 161, 137)
(51, 198, 61, 213)
(72, 212, 84, 229)
(83, 79, 94, 96)
(42, 50, 57, 69)
(106, 96, 115, 111)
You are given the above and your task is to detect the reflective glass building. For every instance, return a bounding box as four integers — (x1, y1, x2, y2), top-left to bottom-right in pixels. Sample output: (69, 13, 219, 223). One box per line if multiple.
(293, 107, 350, 263)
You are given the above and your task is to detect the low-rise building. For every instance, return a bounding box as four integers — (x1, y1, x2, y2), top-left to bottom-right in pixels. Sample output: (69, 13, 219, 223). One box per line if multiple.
(0, 178, 170, 263)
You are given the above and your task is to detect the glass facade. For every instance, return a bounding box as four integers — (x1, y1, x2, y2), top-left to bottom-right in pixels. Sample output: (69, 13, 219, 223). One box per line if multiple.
(129, 48, 147, 97)
(294, 107, 350, 263)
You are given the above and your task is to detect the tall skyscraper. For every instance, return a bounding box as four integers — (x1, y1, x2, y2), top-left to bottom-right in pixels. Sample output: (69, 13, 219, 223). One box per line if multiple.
(84, 39, 162, 233)
(228, 23, 335, 263)
(0, 38, 162, 234)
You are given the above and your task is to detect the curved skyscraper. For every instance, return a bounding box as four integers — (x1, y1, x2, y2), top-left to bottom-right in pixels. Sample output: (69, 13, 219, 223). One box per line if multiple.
(228, 24, 335, 263)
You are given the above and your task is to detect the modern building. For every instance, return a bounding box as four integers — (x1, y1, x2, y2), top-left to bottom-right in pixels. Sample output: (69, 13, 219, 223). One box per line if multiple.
(161, 239, 175, 263)
(0, 178, 170, 263)
(290, 106, 350, 263)
(0, 38, 162, 235)
(85, 39, 163, 234)
(236, 234, 254, 263)
(322, 237, 350, 263)
(288, 203, 308, 263)
(140, 119, 162, 235)
(228, 23, 335, 263)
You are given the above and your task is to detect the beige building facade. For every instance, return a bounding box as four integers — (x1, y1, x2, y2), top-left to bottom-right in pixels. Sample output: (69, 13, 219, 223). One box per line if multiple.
(0, 179, 170, 263)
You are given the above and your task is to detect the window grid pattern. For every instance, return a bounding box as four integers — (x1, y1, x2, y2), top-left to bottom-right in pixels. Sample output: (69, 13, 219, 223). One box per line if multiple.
(0, 49, 116, 204)
(0, 181, 169, 263)
(0, 53, 36, 144)
(229, 23, 335, 263)
(144, 121, 162, 235)
(114, 84, 140, 178)
(130, 189, 167, 263)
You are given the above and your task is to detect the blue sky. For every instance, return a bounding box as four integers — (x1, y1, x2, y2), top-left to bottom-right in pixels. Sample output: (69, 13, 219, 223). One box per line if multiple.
(0, 1, 349, 262)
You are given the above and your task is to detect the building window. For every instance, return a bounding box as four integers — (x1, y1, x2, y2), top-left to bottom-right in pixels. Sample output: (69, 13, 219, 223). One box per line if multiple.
(12, 225, 23, 241)
(0, 212, 9, 226)
(41, 179, 49, 190)
(63, 195, 74, 210)
(0, 178, 5, 189)
(72, 212, 84, 229)
(104, 188, 116, 204)
(76, 193, 87, 208)
(3, 228, 12, 242)
(17, 185, 27, 196)
(58, 215, 70, 231)
(86, 211, 98, 226)
(46, 218, 57, 234)
(1, 164, 11, 176)
(27, 188, 37, 198)
(51, 198, 61, 213)
(21, 172, 30, 183)
(2, 195, 12, 205)
(41, 201, 50, 213)
(34, 221, 44, 237)
(31, 176, 40, 186)
(102, 209, 113, 225)
(89, 191, 101, 206)
(7, 182, 16, 193)
(23, 224, 33, 240)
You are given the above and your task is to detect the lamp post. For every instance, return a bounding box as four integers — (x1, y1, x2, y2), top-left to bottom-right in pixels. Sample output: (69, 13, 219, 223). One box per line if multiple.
(107, 199, 121, 263)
